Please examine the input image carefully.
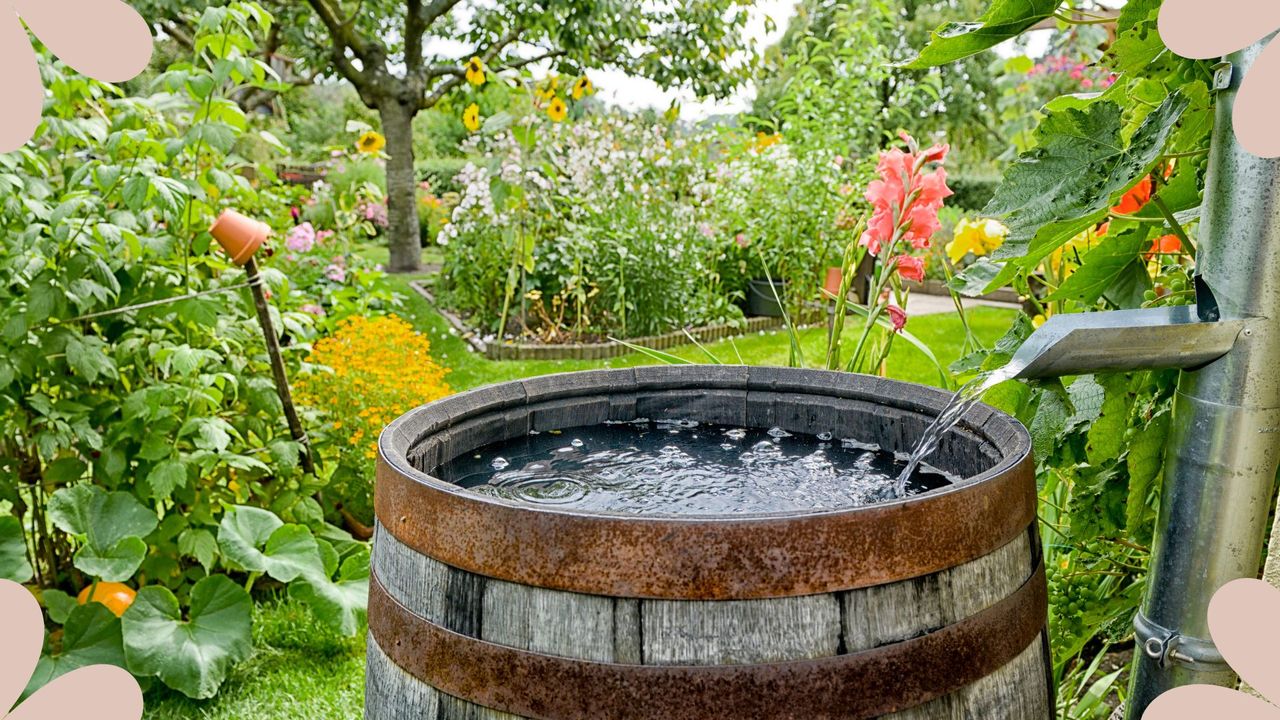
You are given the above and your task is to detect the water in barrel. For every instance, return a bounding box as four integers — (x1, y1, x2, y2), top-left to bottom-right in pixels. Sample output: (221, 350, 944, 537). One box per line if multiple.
(442, 420, 955, 515)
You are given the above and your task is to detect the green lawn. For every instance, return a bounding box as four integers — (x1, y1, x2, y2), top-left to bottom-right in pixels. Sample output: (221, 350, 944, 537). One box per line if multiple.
(144, 274, 1017, 719)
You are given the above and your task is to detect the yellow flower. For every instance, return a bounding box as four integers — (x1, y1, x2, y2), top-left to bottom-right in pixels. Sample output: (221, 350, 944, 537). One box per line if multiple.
(463, 103, 481, 133)
(466, 57, 486, 86)
(572, 75, 593, 101)
(547, 96, 568, 122)
(537, 75, 560, 102)
(946, 218, 1008, 264)
(754, 132, 781, 151)
(356, 131, 386, 154)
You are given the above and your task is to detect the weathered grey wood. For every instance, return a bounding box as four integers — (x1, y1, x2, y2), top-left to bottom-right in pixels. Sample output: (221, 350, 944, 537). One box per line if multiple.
(641, 594, 842, 665)
(367, 633, 442, 720)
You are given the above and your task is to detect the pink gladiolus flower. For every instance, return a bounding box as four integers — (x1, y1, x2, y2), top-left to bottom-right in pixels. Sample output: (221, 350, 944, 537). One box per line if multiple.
(894, 255, 925, 283)
(887, 305, 908, 333)
(286, 222, 316, 253)
(859, 138, 953, 253)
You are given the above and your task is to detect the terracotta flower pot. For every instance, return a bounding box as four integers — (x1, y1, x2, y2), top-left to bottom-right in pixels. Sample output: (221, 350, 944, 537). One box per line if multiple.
(210, 210, 271, 265)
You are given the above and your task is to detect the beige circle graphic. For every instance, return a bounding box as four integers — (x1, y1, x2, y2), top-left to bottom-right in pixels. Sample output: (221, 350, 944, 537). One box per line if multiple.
(1159, 0, 1280, 158)
(0, 0, 153, 152)
(1143, 579, 1280, 719)
(0, 580, 143, 719)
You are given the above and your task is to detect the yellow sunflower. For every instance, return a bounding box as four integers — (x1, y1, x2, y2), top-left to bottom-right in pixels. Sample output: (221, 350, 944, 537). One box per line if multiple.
(547, 96, 568, 122)
(463, 103, 481, 133)
(356, 131, 386, 154)
(572, 75, 594, 100)
(537, 75, 560, 103)
(465, 57, 486, 86)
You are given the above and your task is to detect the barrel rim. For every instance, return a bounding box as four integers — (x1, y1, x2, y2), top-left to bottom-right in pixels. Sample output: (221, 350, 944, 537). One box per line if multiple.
(375, 365, 1035, 599)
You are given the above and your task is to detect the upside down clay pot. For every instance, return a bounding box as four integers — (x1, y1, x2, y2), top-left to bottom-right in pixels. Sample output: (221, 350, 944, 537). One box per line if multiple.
(210, 209, 271, 265)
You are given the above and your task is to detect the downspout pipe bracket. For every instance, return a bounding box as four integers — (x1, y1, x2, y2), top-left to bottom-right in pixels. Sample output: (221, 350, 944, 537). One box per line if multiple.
(1134, 611, 1227, 672)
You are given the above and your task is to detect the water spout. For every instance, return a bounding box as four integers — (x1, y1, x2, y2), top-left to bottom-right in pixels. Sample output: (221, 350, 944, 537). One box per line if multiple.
(1006, 306, 1244, 381)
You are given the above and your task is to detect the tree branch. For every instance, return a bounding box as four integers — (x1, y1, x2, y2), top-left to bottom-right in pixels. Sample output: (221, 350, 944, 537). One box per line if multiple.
(304, 0, 383, 90)
(419, 29, 568, 109)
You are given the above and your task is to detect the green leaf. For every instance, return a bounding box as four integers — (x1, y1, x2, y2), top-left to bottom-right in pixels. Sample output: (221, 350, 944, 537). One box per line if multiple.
(25, 603, 127, 698)
(42, 589, 78, 624)
(217, 506, 324, 582)
(1049, 225, 1152, 305)
(75, 537, 148, 582)
(1126, 408, 1171, 534)
(48, 486, 158, 581)
(289, 546, 370, 636)
(1086, 374, 1136, 466)
(122, 575, 252, 699)
(947, 257, 1006, 297)
(903, 0, 1059, 69)
(987, 93, 1189, 261)
(0, 516, 33, 583)
(1104, 0, 1164, 75)
(144, 460, 189, 501)
(1029, 382, 1074, 463)
(49, 485, 158, 548)
(178, 528, 219, 573)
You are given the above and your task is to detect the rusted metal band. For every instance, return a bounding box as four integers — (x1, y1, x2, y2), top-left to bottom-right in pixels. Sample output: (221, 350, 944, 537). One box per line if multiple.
(369, 559, 1048, 720)
(375, 451, 1035, 600)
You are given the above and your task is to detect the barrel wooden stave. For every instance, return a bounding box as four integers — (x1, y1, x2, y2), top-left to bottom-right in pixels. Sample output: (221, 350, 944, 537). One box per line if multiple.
(368, 523, 1048, 719)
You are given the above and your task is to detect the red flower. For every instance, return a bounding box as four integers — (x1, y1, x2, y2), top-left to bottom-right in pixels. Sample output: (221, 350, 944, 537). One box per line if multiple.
(894, 255, 925, 283)
(1113, 176, 1153, 214)
(1146, 234, 1183, 260)
(887, 305, 908, 332)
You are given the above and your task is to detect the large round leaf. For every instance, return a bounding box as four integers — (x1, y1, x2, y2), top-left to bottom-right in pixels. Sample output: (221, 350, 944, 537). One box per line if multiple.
(121, 575, 252, 699)
(289, 544, 369, 636)
(23, 603, 126, 699)
(217, 505, 323, 582)
(47, 485, 157, 581)
(0, 516, 32, 583)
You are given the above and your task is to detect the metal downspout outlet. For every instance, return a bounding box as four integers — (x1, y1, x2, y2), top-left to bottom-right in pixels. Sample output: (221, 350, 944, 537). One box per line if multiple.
(1125, 39, 1280, 717)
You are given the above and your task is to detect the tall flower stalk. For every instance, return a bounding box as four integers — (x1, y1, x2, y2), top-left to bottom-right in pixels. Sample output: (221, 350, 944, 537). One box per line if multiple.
(834, 133, 953, 375)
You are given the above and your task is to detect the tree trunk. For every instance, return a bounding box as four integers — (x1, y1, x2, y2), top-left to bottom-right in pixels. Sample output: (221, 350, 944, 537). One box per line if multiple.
(379, 100, 423, 274)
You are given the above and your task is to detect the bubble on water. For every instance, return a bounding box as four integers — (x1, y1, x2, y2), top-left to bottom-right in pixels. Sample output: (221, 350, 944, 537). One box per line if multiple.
(491, 457, 509, 471)
(509, 476, 589, 505)
(555, 446, 576, 454)
(725, 428, 747, 440)
(817, 432, 833, 441)
(720, 443, 735, 450)
(841, 438, 879, 451)
(767, 427, 792, 439)
(571, 438, 584, 448)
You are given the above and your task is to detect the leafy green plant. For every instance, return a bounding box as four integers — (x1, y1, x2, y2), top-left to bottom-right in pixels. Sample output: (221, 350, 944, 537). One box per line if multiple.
(910, 0, 1214, 708)
(0, 3, 371, 701)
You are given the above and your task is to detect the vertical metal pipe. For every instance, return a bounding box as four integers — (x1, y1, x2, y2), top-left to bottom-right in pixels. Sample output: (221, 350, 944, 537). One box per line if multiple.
(1127, 38, 1280, 716)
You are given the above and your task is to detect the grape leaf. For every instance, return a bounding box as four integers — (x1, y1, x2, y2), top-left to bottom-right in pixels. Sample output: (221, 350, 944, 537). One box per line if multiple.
(986, 92, 1189, 261)
(1126, 408, 1171, 535)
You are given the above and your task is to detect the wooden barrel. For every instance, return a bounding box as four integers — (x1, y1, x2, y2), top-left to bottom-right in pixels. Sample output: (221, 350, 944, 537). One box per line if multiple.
(367, 366, 1050, 719)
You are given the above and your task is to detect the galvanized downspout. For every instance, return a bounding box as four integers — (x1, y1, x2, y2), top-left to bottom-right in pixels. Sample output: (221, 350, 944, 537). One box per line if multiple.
(1126, 38, 1280, 717)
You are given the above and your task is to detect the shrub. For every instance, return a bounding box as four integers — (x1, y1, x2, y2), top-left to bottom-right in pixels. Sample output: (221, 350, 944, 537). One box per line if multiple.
(946, 175, 1002, 212)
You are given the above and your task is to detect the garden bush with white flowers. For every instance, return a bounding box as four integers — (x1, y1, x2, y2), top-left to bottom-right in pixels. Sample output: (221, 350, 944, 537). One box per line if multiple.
(438, 110, 866, 342)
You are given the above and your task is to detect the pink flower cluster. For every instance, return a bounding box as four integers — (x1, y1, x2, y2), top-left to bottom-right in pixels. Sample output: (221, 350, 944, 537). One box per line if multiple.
(1029, 55, 1118, 90)
(284, 222, 336, 253)
(362, 201, 389, 229)
(860, 134, 953, 255)
(325, 255, 347, 283)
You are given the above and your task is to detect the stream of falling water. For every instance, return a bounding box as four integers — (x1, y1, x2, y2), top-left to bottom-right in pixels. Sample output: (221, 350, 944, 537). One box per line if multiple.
(894, 360, 1024, 496)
